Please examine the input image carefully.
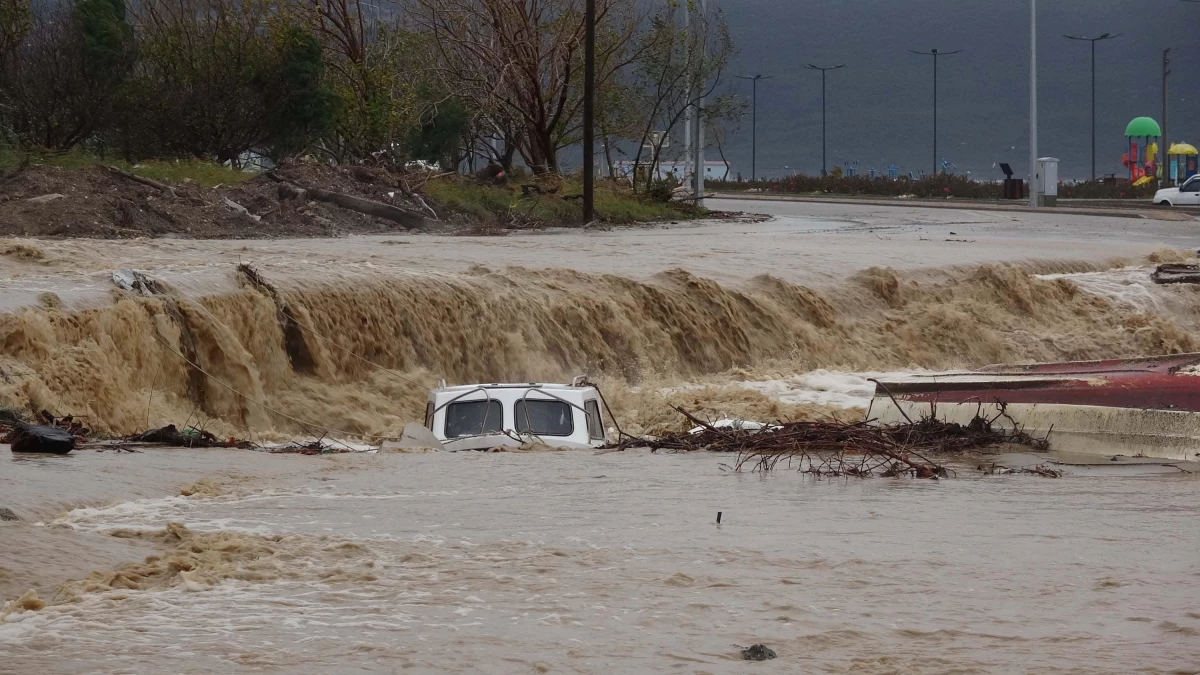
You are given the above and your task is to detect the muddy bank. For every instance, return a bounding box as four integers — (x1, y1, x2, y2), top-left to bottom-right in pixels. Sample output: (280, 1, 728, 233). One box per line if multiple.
(0, 162, 702, 239)
(0, 251, 1194, 439)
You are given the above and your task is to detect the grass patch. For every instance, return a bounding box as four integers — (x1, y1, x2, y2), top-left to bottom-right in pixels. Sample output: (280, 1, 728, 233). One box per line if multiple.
(0, 147, 255, 187)
(423, 176, 696, 225)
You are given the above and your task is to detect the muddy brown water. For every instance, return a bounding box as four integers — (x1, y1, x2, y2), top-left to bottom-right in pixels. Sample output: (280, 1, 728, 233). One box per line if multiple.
(4, 205, 1200, 673)
(2, 448, 1198, 674)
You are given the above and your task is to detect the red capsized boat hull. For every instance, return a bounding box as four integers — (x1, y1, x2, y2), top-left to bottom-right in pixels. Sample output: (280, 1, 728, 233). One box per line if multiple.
(874, 353, 1200, 413)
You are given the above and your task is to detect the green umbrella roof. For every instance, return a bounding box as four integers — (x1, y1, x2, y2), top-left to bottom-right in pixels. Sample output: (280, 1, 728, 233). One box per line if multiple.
(1125, 117, 1161, 138)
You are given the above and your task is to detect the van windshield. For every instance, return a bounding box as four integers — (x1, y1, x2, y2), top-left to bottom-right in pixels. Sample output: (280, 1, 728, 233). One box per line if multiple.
(444, 400, 503, 438)
(515, 399, 574, 437)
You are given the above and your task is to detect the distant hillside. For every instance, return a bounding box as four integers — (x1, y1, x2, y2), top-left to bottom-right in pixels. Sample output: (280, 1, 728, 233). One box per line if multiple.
(716, 0, 1199, 181)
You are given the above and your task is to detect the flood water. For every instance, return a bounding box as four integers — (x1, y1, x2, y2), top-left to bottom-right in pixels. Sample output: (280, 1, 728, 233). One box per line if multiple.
(3, 448, 1198, 674)
(4, 202, 1200, 673)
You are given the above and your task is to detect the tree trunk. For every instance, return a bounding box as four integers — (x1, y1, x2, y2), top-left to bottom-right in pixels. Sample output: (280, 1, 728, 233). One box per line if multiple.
(521, 129, 559, 175)
(275, 179, 426, 230)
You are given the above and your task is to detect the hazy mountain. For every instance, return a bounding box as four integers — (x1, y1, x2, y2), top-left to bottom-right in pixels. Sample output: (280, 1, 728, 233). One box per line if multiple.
(714, 0, 1199, 181)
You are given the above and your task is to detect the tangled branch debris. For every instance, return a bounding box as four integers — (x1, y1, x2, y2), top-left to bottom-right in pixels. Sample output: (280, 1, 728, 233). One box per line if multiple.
(617, 406, 1050, 478)
(123, 424, 251, 448)
(1, 409, 91, 440)
(264, 439, 356, 455)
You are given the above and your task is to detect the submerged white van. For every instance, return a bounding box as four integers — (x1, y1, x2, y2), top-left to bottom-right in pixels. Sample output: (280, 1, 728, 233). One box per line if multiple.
(425, 378, 611, 451)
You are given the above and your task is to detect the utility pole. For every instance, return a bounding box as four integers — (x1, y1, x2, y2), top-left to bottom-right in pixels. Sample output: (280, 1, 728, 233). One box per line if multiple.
(909, 48, 962, 176)
(1064, 33, 1119, 181)
(692, 0, 707, 209)
(1163, 48, 1171, 185)
(682, 1, 692, 176)
(804, 64, 845, 176)
(735, 74, 771, 181)
(1028, 0, 1038, 207)
(582, 0, 595, 222)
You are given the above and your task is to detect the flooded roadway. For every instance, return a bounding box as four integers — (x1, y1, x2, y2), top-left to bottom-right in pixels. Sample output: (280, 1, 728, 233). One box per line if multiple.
(3, 198, 1200, 673)
(2, 448, 1198, 674)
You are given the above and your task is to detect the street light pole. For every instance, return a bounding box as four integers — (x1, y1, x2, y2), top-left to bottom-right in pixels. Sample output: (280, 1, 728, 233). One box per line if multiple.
(804, 64, 845, 177)
(1064, 33, 1119, 181)
(1163, 48, 1171, 185)
(1029, 0, 1038, 207)
(909, 48, 962, 176)
(582, 0, 595, 221)
(691, 0, 707, 209)
(736, 74, 771, 181)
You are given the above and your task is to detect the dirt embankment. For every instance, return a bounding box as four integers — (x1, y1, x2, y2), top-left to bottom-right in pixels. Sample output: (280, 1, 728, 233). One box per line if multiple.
(0, 162, 451, 239)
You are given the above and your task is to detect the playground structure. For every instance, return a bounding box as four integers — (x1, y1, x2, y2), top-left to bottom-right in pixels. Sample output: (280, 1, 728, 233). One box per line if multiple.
(1123, 116, 1161, 186)
(1122, 117, 1197, 187)
(1168, 143, 1199, 183)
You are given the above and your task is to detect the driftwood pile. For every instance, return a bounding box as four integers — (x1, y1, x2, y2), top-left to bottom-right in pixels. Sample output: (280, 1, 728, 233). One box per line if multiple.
(625, 407, 1051, 478)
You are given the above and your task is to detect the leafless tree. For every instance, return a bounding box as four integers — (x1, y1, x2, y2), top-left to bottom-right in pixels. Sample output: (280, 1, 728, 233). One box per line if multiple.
(405, 0, 647, 174)
(0, 2, 117, 150)
(627, 2, 733, 194)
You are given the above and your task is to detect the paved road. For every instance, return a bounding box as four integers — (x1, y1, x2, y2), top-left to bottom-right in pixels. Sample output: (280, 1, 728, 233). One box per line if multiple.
(712, 191, 1200, 220)
(3, 197, 1198, 311)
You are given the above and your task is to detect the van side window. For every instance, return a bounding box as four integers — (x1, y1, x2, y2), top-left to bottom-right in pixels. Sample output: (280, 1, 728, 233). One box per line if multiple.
(515, 399, 573, 436)
(424, 402, 434, 430)
(584, 400, 604, 440)
(445, 400, 503, 438)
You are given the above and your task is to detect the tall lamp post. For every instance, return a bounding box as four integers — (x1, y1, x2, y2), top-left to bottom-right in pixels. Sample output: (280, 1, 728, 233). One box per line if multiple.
(804, 64, 845, 177)
(909, 47, 962, 176)
(1064, 33, 1119, 181)
(582, 0, 595, 221)
(1028, 0, 1038, 206)
(736, 74, 771, 181)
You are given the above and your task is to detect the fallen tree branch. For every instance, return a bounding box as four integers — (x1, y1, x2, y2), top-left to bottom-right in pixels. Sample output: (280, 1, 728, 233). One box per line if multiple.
(106, 165, 177, 198)
(270, 173, 425, 230)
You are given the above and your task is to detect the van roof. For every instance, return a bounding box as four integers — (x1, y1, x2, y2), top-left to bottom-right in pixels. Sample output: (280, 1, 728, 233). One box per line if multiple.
(437, 382, 591, 393)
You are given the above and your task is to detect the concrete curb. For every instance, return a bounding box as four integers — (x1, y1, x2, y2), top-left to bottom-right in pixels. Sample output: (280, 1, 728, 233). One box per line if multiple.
(709, 192, 1200, 222)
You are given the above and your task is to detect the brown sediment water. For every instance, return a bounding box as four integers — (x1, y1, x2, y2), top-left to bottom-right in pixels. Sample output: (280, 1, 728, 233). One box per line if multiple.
(2, 450, 1198, 674)
(3, 208, 1200, 673)
(1, 254, 1196, 439)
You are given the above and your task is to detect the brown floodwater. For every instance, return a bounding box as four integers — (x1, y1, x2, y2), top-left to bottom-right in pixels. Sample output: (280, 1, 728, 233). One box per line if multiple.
(2, 447, 1198, 674)
(3, 202, 1200, 673)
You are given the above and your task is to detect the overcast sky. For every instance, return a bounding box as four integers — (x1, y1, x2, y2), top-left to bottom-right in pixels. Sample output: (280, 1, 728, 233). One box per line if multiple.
(711, 0, 1199, 180)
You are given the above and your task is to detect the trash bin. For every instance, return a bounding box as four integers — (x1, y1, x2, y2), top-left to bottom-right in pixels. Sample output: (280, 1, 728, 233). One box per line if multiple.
(999, 163, 1024, 200)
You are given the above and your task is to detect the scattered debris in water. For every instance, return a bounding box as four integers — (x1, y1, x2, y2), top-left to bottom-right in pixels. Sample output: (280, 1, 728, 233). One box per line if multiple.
(980, 463, 1063, 478)
(614, 406, 1051, 478)
(124, 424, 250, 449)
(1, 408, 91, 440)
(264, 439, 366, 455)
(1151, 263, 1200, 284)
(739, 644, 777, 661)
(6, 423, 76, 454)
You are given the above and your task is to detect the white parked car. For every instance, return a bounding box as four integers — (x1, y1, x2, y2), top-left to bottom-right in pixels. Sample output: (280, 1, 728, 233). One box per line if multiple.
(1153, 175, 1200, 206)
(425, 378, 611, 451)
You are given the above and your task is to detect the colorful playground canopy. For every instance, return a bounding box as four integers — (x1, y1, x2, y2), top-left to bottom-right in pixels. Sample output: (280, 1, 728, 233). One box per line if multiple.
(1168, 143, 1198, 156)
(1125, 117, 1161, 138)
